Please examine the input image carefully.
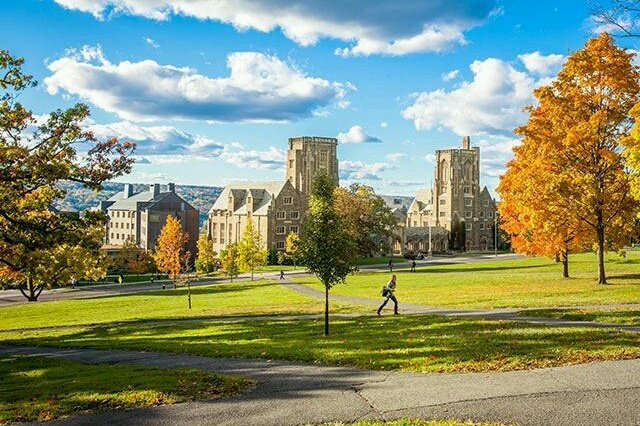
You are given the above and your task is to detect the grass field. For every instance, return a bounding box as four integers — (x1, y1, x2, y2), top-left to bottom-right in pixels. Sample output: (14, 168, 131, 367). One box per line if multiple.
(0, 355, 250, 423)
(296, 252, 640, 308)
(0, 280, 363, 332)
(524, 308, 640, 325)
(2, 314, 638, 374)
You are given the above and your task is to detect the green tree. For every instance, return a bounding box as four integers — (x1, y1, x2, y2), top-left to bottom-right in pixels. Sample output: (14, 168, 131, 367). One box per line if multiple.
(0, 50, 135, 301)
(153, 216, 189, 287)
(285, 231, 301, 267)
(195, 232, 217, 275)
(299, 173, 358, 335)
(237, 216, 268, 281)
(220, 243, 241, 283)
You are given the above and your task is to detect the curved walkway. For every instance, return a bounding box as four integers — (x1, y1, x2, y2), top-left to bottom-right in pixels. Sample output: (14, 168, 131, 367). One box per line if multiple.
(2, 345, 640, 425)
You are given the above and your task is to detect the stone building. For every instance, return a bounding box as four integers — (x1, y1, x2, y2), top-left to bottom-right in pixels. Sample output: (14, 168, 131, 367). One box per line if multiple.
(99, 183, 199, 256)
(207, 135, 335, 253)
(207, 180, 305, 253)
(384, 136, 497, 255)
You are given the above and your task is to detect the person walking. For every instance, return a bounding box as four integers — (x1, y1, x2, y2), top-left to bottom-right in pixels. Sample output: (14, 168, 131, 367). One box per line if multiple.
(377, 274, 399, 315)
(388, 259, 393, 272)
(410, 260, 416, 272)
(279, 269, 285, 280)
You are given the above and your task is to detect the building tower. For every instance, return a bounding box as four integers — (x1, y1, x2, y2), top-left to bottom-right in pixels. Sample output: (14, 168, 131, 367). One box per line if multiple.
(433, 136, 481, 248)
(286, 136, 339, 198)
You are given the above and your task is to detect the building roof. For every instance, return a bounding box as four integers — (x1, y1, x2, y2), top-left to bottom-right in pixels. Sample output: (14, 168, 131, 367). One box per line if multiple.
(209, 181, 288, 215)
(379, 195, 414, 214)
(104, 184, 195, 212)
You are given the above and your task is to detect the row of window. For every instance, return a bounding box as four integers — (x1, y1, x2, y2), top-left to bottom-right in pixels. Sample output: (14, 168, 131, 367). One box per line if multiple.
(276, 211, 299, 220)
(110, 232, 133, 240)
(276, 225, 299, 235)
(110, 222, 134, 229)
(110, 210, 133, 218)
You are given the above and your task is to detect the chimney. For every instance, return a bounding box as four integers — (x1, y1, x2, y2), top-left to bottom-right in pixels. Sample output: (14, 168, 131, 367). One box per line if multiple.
(462, 136, 471, 150)
(168, 182, 175, 192)
(123, 183, 133, 199)
(150, 183, 160, 197)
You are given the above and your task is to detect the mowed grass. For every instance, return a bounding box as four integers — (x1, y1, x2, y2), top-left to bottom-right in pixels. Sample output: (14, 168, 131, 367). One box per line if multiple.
(296, 252, 640, 308)
(524, 308, 640, 326)
(0, 280, 363, 332)
(3, 315, 639, 373)
(0, 355, 250, 423)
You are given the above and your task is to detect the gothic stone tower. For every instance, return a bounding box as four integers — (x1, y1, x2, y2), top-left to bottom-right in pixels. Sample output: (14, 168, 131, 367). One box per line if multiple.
(286, 136, 339, 198)
(433, 136, 483, 249)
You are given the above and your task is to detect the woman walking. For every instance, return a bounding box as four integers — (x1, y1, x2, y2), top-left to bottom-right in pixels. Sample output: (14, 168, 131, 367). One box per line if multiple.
(377, 274, 399, 315)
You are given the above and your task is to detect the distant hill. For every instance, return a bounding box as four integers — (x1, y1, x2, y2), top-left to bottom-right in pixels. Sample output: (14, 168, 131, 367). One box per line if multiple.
(54, 181, 223, 226)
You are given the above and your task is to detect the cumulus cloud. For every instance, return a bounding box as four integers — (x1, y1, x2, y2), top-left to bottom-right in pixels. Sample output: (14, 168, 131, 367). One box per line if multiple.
(402, 57, 538, 137)
(339, 160, 393, 181)
(44, 46, 351, 122)
(380, 121, 388, 128)
(386, 153, 406, 162)
(518, 52, 565, 77)
(337, 125, 383, 144)
(220, 146, 286, 170)
(442, 69, 460, 82)
(52, 0, 499, 56)
(89, 121, 225, 156)
(476, 137, 520, 178)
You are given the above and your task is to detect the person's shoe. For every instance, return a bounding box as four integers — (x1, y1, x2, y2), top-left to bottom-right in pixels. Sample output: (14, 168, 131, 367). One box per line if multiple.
(394, 312, 399, 315)
(377, 310, 381, 316)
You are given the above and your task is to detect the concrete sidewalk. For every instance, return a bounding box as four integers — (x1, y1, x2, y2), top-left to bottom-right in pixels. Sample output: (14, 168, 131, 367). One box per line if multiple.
(2, 345, 640, 425)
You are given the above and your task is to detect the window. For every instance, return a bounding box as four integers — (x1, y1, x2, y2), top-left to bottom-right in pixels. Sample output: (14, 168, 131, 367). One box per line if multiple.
(440, 199, 446, 205)
(440, 211, 446, 217)
(211, 223, 217, 243)
(289, 159, 294, 169)
(276, 226, 285, 235)
(479, 211, 485, 218)
(466, 223, 472, 231)
(126, 223, 130, 229)
(116, 233, 120, 239)
(465, 211, 472, 218)
(289, 226, 299, 234)
(276, 211, 286, 220)
(465, 199, 472, 206)
(290, 211, 300, 220)
(116, 211, 120, 218)
(487, 211, 493, 218)
(276, 241, 285, 250)
(413, 221, 418, 227)
(464, 186, 472, 194)
(483, 200, 489, 207)
(110, 232, 114, 239)
(283, 196, 293, 205)
(320, 151, 328, 166)
(441, 185, 447, 193)
(480, 223, 485, 230)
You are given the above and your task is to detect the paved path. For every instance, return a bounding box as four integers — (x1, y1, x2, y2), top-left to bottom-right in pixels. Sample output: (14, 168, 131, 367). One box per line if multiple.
(2, 345, 640, 425)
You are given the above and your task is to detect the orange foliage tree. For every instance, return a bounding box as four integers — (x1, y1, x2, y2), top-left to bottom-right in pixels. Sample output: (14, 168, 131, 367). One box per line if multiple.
(153, 216, 189, 284)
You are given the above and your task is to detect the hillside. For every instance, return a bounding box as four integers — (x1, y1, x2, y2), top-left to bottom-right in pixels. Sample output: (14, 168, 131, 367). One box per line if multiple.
(54, 181, 223, 226)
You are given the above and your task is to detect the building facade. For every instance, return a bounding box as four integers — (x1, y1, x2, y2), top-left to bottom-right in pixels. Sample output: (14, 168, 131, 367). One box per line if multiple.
(99, 183, 199, 255)
(286, 136, 339, 198)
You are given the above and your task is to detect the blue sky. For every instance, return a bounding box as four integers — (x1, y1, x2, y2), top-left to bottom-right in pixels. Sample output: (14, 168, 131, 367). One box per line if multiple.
(3, 0, 626, 194)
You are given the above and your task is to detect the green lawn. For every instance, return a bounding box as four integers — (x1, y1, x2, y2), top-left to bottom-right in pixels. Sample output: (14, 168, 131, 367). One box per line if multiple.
(0, 355, 250, 423)
(3, 315, 639, 373)
(524, 308, 640, 326)
(356, 257, 409, 266)
(296, 252, 640, 308)
(0, 280, 363, 332)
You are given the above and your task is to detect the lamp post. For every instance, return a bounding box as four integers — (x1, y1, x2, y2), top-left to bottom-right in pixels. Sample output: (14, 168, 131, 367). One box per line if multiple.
(428, 214, 433, 259)
(494, 200, 498, 257)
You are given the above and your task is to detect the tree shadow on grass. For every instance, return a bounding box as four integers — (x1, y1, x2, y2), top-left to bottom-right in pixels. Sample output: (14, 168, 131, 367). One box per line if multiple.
(406, 263, 552, 274)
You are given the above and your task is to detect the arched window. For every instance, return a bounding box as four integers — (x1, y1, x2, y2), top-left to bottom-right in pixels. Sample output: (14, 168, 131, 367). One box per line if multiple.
(440, 159, 448, 181)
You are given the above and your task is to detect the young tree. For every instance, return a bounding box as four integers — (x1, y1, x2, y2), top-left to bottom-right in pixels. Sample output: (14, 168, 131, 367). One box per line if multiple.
(0, 50, 135, 301)
(299, 173, 358, 335)
(285, 231, 301, 267)
(195, 232, 217, 275)
(220, 243, 241, 282)
(153, 216, 189, 287)
(237, 216, 268, 281)
(334, 184, 396, 257)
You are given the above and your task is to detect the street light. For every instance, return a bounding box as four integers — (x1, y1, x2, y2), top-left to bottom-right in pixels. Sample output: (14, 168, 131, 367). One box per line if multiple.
(494, 200, 499, 257)
(428, 214, 433, 259)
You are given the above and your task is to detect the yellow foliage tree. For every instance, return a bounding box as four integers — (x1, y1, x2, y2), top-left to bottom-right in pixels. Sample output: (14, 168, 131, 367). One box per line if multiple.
(237, 216, 268, 281)
(153, 216, 189, 284)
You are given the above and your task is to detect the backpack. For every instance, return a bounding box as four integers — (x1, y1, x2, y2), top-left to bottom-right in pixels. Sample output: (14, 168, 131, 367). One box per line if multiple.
(381, 286, 389, 297)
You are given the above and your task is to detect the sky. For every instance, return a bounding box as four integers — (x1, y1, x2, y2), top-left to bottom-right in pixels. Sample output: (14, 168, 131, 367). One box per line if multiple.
(3, 0, 632, 195)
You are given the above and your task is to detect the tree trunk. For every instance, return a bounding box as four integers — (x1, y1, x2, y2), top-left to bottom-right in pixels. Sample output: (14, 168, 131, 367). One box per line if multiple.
(19, 276, 43, 302)
(554, 252, 560, 263)
(324, 286, 329, 336)
(251, 268, 254, 281)
(561, 249, 569, 278)
(596, 211, 607, 284)
(187, 280, 192, 309)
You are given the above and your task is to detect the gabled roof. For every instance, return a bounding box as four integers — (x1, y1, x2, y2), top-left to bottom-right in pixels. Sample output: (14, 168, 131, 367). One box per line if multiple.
(209, 181, 287, 215)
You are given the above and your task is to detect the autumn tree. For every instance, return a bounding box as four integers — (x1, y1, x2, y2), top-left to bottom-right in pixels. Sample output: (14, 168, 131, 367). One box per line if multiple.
(334, 184, 396, 257)
(237, 216, 268, 281)
(220, 243, 241, 282)
(298, 173, 358, 335)
(500, 34, 640, 283)
(285, 231, 301, 267)
(153, 216, 189, 286)
(0, 50, 135, 301)
(195, 232, 217, 275)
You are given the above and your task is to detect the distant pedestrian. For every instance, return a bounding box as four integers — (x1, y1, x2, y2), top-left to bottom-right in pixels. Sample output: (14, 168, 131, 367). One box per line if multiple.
(280, 269, 285, 280)
(117, 274, 123, 285)
(377, 274, 399, 315)
(388, 259, 393, 272)
(410, 260, 416, 273)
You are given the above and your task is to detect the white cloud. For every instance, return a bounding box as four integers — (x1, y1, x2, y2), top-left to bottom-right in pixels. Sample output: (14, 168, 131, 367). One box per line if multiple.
(476, 137, 520, 179)
(402, 57, 537, 137)
(442, 69, 460, 81)
(88, 121, 224, 156)
(339, 160, 393, 181)
(380, 121, 388, 128)
(518, 52, 565, 77)
(337, 125, 382, 144)
(424, 153, 436, 163)
(52, 0, 499, 56)
(220, 146, 286, 170)
(45, 46, 352, 122)
(386, 153, 406, 163)
(144, 37, 159, 48)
